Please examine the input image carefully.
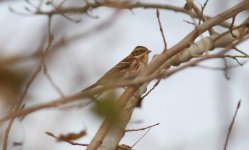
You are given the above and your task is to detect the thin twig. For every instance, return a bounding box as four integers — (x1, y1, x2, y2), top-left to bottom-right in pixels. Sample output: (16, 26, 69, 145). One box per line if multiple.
(222, 58, 230, 80)
(41, 16, 64, 97)
(125, 123, 159, 132)
(200, 0, 215, 35)
(51, 3, 82, 23)
(0, 84, 108, 124)
(2, 63, 42, 150)
(45, 132, 88, 147)
(156, 9, 167, 50)
(200, 0, 209, 23)
(131, 126, 152, 148)
(139, 9, 167, 103)
(233, 47, 249, 56)
(2, 114, 15, 150)
(192, 1, 215, 35)
(226, 56, 243, 66)
(223, 100, 241, 150)
(29, 1, 232, 28)
(140, 79, 160, 100)
(230, 15, 237, 38)
(1, 35, 45, 150)
(46, 10, 121, 57)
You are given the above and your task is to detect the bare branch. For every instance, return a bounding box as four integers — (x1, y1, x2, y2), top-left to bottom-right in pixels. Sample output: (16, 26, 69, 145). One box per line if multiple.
(1, 3, 249, 149)
(0, 86, 105, 124)
(223, 100, 241, 150)
(1, 10, 248, 126)
(45, 132, 88, 147)
(140, 79, 160, 103)
(131, 125, 153, 148)
(192, 1, 215, 35)
(125, 123, 159, 132)
(22, 1, 232, 28)
(1, 39, 45, 150)
(230, 15, 237, 38)
(41, 16, 64, 97)
(222, 58, 230, 80)
(1, 31, 248, 125)
(156, 9, 167, 50)
(233, 47, 249, 56)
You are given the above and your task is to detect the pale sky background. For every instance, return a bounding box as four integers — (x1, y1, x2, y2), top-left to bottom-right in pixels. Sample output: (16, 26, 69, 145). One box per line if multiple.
(0, 0, 249, 150)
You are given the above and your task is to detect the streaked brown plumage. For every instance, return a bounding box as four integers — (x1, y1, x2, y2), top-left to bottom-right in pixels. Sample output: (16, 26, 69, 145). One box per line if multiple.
(82, 46, 151, 92)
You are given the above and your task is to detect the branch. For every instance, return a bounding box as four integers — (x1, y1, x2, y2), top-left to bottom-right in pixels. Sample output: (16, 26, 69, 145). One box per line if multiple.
(26, 1, 232, 28)
(0, 20, 248, 125)
(223, 100, 241, 150)
(191, 0, 216, 35)
(125, 123, 159, 132)
(1, 39, 45, 150)
(45, 131, 88, 147)
(87, 1, 249, 149)
(46, 10, 121, 56)
(0, 84, 108, 124)
(41, 16, 65, 97)
(156, 9, 167, 50)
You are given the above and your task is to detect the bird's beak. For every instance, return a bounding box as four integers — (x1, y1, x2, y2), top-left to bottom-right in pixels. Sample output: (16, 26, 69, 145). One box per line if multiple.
(147, 49, 151, 54)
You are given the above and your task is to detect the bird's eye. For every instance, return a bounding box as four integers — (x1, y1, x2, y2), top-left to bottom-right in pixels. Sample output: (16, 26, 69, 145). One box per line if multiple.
(132, 50, 143, 56)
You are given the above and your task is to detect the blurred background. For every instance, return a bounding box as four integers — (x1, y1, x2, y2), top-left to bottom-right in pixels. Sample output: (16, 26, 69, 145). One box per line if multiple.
(0, 0, 249, 150)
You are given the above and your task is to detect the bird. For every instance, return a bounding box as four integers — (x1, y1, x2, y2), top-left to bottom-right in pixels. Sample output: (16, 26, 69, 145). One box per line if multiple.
(82, 46, 151, 92)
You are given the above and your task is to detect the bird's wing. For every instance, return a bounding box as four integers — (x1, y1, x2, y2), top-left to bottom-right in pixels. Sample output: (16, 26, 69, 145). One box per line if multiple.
(95, 55, 133, 84)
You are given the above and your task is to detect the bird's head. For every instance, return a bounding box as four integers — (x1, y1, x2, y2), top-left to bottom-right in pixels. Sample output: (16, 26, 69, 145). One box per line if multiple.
(132, 46, 151, 57)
